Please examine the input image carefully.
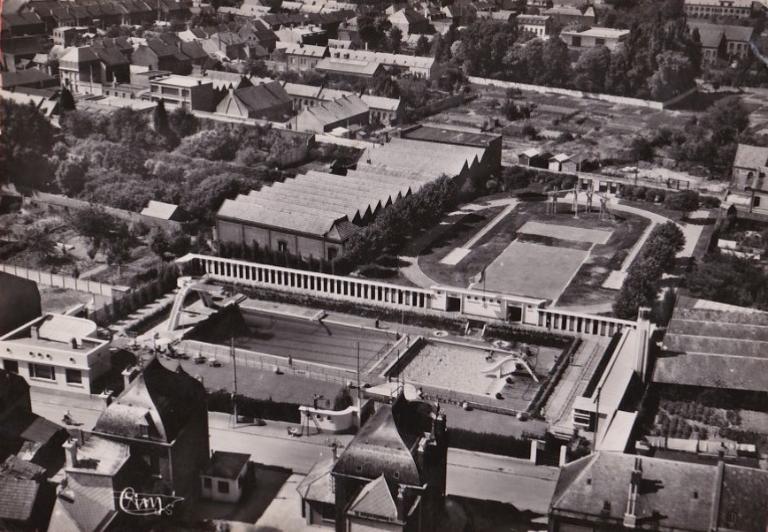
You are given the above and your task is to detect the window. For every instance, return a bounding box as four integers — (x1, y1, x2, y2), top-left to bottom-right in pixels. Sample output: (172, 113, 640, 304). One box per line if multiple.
(277, 240, 288, 253)
(29, 363, 55, 381)
(754, 196, 761, 207)
(3, 360, 18, 374)
(218, 481, 230, 494)
(65, 369, 82, 384)
(327, 246, 338, 260)
(203, 477, 212, 489)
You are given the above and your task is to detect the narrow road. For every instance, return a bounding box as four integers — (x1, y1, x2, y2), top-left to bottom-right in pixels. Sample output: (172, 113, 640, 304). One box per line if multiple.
(32, 391, 558, 514)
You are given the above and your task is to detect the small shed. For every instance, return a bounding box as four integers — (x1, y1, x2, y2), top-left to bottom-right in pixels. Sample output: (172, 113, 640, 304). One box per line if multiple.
(518, 148, 541, 167)
(549, 153, 578, 173)
(201, 451, 251, 503)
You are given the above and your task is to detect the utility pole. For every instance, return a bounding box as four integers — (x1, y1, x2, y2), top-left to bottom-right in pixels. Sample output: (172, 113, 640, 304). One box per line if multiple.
(231, 337, 238, 427)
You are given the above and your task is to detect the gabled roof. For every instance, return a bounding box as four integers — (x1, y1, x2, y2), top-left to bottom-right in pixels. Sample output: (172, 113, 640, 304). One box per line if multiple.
(59, 46, 99, 64)
(298, 94, 369, 127)
(231, 80, 292, 113)
(281, 43, 328, 57)
(297, 457, 335, 504)
(348, 475, 399, 520)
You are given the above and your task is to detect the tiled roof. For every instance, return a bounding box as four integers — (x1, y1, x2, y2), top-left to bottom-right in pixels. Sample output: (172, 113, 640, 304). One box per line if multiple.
(552, 452, 768, 532)
(232, 81, 291, 112)
(0, 475, 38, 522)
(316, 57, 382, 76)
(655, 296, 768, 392)
(348, 475, 399, 520)
(297, 457, 335, 504)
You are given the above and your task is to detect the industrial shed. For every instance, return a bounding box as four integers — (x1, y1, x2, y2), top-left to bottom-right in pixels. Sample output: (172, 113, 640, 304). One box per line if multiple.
(216, 137, 494, 259)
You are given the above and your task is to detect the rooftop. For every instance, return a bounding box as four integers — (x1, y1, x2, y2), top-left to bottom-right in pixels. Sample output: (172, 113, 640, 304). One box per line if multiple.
(150, 74, 209, 88)
(204, 451, 250, 479)
(654, 296, 768, 392)
(0, 476, 39, 523)
(402, 125, 500, 148)
(66, 435, 130, 476)
(562, 27, 630, 39)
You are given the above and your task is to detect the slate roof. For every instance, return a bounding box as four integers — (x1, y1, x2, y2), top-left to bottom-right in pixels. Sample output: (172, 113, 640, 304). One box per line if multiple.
(230, 81, 291, 113)
(94, 357, 206, 443)
(348, 475, 400, 520)
(733, 144, 768, 170)
(204, 451, 250, 479)
(298, 94, 369, 128)
(655, 296, 768, 392)
(551, 452, 768, 532)
(0, 475, 38, 522)
(333, 395, 435, 486)
(297, 457, 335, 504)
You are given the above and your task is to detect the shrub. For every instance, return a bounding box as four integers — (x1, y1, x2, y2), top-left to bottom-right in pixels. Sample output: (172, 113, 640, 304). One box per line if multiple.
(207, 390, 301, 423)
(448, 428, 533, 458)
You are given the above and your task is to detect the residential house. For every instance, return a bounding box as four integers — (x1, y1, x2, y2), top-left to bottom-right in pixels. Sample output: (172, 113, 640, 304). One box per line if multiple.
(295, 94, 369, 133)
(689, 22, 728, 64)
(684, 0, 754, 19)
(726, 143, 768, 215)
(115, 0, 156, 26)
(216, 80, 293, 121)
(550, 453, 768, 532)
(275, 25, 328, 46)
(132, 38, 193, 75)
(689, 22, 754, 61)
(388, 8, 432, 36)
(283, 82, 404, 125)
(52, 26, 88, 47)
(326, 393, 448, 532)
(202, 32, 249, 61)
(92, 356, 210, 500)
(518, 14, 553, 39)
(543, 4, 596, 26)
(147, 74, 215, 111)
(156, 0, 192, 22)
(527, 0, 553, 8)
(200, 451, 251, 503)
(59, 44, 130, 95)
(238, 20, 279, 53)
(326, 48, 437, 78)
(0, 12, 46, 40)
(279, 43, 329, 72)
(1, 35, 48, 72)
(561, 26, 630, 50)
(0, 314, 111, 395)
(48, 433, 136, 532)
(315, 57, 385, 79)
(0, 68, 58, 91)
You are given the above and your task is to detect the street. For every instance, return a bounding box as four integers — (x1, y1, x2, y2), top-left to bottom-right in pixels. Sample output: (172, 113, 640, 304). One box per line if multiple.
(32, 390, 558, 515)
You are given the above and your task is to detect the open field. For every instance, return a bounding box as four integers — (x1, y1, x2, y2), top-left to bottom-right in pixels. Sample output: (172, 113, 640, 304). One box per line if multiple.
(190, 308, 397, 373)
(418, 198, 649, 307)
(482, 241, 588, 301)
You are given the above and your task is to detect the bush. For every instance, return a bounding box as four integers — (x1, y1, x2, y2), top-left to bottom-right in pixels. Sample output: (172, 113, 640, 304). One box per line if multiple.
(448, 428, 533, 458)
(207, 390, 301, 423)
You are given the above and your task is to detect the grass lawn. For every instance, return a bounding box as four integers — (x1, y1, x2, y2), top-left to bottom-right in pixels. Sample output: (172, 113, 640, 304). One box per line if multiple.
(557, 210, 650, 307)
(38, 286, 110, 313)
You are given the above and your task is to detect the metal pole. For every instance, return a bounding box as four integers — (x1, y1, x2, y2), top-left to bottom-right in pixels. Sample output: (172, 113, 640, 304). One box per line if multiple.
(231, 337, 238, 427)
(593, 384, 602, 450)
(356, 341, 361, 406)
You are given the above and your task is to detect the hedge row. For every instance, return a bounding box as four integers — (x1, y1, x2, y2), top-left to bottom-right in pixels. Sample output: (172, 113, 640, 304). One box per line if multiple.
(448, 428, 534, 458)
(207, 389, 300, 423)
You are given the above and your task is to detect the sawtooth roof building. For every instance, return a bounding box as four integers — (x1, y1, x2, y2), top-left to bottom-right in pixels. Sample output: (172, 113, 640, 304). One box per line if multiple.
(216, 136, 496, 261)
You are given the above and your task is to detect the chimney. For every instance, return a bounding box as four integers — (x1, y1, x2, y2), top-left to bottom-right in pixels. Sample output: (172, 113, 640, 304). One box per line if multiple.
(623, 457, 642, 528)
(63, 438, 79, 469)
(396, 485, 407, 522)
(121, 366, 137, 389)
(635, 307, 653, 382)
(30, 326, 39, 340)
(70, 337, 78, 349)
(331, 442, 339, 462)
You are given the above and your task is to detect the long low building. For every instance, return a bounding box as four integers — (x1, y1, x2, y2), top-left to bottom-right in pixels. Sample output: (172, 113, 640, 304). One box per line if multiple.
(216, 137, 494, 259)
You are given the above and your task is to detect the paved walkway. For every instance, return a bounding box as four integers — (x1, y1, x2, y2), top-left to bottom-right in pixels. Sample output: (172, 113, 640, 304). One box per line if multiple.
(109, 288, 179, 336)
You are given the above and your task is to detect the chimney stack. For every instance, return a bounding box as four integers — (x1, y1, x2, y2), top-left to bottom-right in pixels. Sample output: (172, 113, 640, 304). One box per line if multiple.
(30, 326, 39, 340)
(63, 438, 79, 469)
(623, 457, 642, 528)
(396, 485, 407, 522)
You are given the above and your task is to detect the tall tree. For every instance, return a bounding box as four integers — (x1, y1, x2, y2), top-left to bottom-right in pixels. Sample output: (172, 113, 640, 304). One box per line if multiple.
(59, 86, 76, 112)
(153, 99, 170, 135)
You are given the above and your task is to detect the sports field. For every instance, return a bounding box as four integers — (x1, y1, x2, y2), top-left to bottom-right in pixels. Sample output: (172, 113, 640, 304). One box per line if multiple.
(480, 241, 588, 301)
(193, 309, 397, 372)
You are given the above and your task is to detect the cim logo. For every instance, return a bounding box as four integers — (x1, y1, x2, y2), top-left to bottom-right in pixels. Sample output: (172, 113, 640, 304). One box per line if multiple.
(118, 488, 183, 517)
